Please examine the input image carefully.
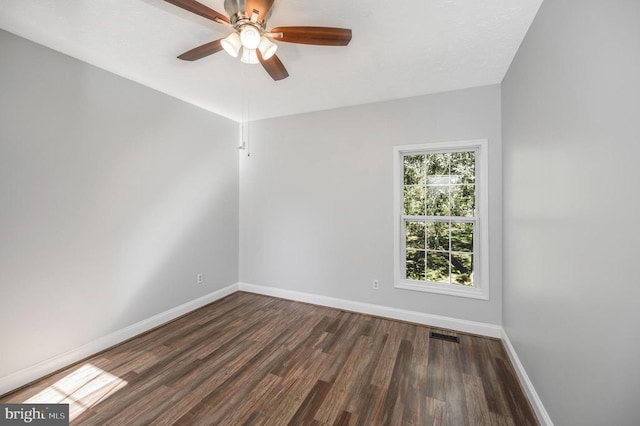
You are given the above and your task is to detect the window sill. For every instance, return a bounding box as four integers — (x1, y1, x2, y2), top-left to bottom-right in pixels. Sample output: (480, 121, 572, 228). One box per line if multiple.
(395, 280, 489, 300)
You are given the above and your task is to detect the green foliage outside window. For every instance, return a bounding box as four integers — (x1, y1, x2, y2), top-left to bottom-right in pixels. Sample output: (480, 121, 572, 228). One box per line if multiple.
(403, 151, 476, 286)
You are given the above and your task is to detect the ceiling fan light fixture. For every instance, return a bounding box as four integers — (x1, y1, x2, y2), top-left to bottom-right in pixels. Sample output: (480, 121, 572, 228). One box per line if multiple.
(221, 32, 241, 57)
(240, 25, 261, 50)
(258, 36, 277, 60)
(240, 47, 259, 64)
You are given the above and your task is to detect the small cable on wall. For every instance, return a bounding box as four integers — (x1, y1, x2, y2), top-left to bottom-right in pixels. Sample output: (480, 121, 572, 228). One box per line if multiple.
(238, 62, 251, 157)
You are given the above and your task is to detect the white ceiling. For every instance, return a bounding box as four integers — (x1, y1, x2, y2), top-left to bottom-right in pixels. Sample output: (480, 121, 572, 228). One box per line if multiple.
(0, 0, 542, 122)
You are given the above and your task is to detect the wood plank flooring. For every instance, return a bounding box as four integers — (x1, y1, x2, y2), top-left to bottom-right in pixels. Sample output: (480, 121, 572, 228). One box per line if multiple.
(1, 292, 538, 425)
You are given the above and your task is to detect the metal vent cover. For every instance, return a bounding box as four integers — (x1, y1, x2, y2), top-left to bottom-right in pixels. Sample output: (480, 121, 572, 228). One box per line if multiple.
(430, 332, 460, 343)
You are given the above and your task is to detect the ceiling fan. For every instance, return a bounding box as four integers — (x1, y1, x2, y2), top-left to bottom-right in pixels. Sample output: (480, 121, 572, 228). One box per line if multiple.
(164, 0, 353, 81)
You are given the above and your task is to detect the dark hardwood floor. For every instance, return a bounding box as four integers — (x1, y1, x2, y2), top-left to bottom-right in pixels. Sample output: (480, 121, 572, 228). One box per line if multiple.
(1, 292, 538, 425)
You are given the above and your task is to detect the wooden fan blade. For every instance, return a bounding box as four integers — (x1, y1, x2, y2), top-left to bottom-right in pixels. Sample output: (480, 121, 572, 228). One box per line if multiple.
(257, 50, 289, 81)
(245, 0, 275, 22)
(270, 26, 352, 46)
(164, 0, 230, 24)
(178, 39, 224, 61)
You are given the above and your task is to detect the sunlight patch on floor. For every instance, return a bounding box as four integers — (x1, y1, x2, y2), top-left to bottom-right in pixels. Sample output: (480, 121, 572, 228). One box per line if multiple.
(25, 363, 127, 421)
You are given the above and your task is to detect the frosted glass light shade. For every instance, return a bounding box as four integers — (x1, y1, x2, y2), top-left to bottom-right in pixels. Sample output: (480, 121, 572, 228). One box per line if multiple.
(258, 36, 277, 60)
(240, 25, 261, 50)
(240, 47, 259, 64)
(221, 32, 241, 57)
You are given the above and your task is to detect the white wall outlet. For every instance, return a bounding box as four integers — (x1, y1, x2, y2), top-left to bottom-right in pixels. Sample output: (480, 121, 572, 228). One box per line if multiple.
(197, 273, 204, 284)
(372, 279, 379, 290)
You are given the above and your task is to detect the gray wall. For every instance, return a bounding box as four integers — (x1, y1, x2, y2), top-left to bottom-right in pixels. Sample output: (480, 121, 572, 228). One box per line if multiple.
(0, 30, 239, 378)
(502, 1, 640, 424)
(240, 85, 503, 325)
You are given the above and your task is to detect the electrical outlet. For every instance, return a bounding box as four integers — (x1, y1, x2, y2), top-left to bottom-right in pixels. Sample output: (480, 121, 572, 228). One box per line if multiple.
(372, 279, 379, 290)
(197, 273, 204, 284)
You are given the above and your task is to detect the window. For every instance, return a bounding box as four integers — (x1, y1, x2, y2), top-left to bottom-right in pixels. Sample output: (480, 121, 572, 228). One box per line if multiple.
(393, 140, 489, 299)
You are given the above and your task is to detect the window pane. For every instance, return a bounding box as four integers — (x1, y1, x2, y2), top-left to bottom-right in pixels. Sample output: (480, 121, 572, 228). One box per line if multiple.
(406, 221, 425, 249)
(404, 185, 425, 215)
(397, 144, 482, 293)
(426, 186, 449, 216)
(403, 155, 426, 185)
(450, 184, 475, 217)
(426, 153, 450, 184)
(450, 151, 475, 184)
(426, 221, 449, 251)
(451, 222, 473, 253)
(427, 252, 450, 283)
(451, 253, 473, 286)
(406, 249, 426, 281)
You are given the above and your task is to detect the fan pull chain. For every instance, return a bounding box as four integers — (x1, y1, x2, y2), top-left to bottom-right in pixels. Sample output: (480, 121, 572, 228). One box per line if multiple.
(245, 80, 251, 157)
(239, 62, 251, 157)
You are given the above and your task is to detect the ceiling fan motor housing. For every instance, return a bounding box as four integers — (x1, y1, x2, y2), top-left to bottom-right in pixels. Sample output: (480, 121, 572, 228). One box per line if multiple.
(230, 11, 267, 29)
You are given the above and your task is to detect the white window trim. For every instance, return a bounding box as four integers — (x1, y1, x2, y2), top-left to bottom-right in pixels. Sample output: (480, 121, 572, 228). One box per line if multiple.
(393, 139, 490, 300)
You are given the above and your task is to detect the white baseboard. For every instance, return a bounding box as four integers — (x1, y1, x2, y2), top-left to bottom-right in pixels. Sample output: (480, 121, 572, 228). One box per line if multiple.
(0, 283, 239, 396)
(501, 329, 553, 426)
(238, 282, 502, 338)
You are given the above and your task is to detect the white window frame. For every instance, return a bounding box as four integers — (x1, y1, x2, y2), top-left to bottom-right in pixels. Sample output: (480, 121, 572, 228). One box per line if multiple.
(393, 139, 489, 300)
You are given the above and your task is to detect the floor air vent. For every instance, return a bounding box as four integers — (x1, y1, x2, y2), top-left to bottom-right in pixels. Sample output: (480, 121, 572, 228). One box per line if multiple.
(430, 332, 460, 343)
